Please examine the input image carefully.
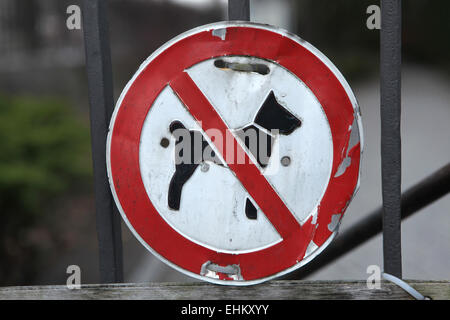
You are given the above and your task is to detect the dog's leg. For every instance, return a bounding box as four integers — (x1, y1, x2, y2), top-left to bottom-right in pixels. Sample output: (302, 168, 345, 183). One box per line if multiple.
(168, 121, 223, 210)
(168, 163, 199, 210)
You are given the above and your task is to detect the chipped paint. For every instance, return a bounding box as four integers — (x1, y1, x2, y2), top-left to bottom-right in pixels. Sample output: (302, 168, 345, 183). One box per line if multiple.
(212, 28, 227, 40)
(335, 157, 351, 177)
(347, 118, 360, 151)
(201, 261, 243, 281)
(303, 240, 319, 258)
(328, 213, 342, 232)
(335, 117, 360, 177)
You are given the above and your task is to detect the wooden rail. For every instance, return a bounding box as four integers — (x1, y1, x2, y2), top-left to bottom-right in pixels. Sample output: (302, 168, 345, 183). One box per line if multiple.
(0, 280, 448, 300)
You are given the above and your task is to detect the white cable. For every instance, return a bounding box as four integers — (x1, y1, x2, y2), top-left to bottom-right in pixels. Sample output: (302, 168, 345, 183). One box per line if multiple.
(382, 272, 430, 300)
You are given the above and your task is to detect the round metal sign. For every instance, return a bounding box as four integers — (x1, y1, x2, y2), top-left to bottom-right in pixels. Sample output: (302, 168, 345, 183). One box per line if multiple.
(107, 22, 363, 285)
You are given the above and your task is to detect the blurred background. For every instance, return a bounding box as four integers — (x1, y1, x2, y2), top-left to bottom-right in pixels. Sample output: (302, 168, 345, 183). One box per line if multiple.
(0, 0, 448, 286)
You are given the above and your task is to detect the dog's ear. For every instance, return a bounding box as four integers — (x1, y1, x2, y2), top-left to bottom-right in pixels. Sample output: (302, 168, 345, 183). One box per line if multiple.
(169, 120, 186, 134)
(254, 91, 301, 135)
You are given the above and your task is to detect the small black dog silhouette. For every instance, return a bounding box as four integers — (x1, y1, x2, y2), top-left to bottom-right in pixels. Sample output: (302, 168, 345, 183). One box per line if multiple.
(167, 91, 301, 219)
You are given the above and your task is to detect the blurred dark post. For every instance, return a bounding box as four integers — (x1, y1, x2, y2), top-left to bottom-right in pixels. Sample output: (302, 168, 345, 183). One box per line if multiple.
(228, 0, 250, 20)
(82, 0, 124, 283)
(380, 0, 402, 278)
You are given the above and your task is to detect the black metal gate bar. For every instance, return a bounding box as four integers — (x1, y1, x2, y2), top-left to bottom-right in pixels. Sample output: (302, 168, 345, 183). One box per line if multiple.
(228, 0, 250, 20)
(286, 162, 450, 279)
(380, 0, 403, 278)
(82, 0, 124, 283)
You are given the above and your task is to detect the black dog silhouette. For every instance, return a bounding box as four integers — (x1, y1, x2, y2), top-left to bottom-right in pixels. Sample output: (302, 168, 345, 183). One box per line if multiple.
(168, 91, 301, 219)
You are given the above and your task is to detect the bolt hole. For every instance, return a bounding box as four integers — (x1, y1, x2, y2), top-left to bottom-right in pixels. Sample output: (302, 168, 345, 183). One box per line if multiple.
(160, 137, 170, 148)
(281, 156, 291, 167)
(214, 59, 270, 75)
(201, 162, 210, 172)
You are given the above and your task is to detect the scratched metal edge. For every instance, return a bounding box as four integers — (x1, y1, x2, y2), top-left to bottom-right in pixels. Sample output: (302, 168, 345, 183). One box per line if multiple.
(106, 21, 363, 286)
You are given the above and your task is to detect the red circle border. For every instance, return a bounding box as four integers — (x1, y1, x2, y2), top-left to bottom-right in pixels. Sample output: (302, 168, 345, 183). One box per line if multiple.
(108, 23, 361, 283)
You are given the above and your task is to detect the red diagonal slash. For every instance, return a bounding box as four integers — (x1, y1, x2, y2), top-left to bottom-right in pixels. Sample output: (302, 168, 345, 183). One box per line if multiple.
(170, 71, 308, 240)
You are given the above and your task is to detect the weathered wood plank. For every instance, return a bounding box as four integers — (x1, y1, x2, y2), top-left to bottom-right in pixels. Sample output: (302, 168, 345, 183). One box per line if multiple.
(0, 280, 448, 300)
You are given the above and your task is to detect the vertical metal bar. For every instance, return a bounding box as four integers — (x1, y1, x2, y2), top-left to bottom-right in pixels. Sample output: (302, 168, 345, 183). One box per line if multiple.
(380, 0, 402, 278)
(228, 0, 250, 20)
(82, 0, 124, 283)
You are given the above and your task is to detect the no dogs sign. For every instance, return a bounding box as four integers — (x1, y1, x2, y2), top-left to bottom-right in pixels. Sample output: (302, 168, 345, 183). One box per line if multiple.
(107, 22, 363, 285)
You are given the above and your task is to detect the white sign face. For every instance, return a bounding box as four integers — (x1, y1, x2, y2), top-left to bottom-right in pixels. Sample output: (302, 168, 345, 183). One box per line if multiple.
(108, 22, 362, 285)
(139, 56, 333, 253)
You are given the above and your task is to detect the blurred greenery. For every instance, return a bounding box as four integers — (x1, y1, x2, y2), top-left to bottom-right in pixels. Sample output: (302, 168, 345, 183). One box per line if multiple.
(0, 95, 92, 285)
